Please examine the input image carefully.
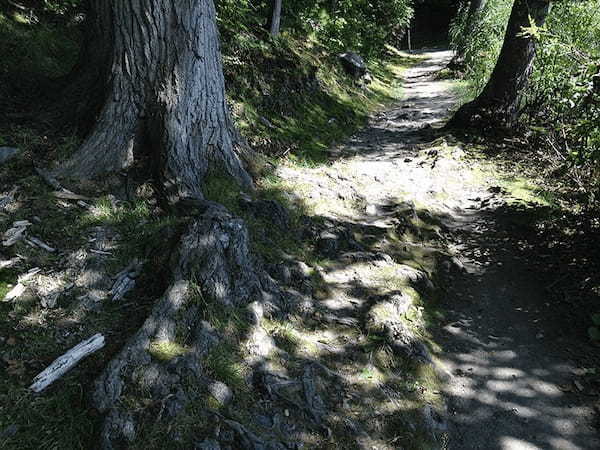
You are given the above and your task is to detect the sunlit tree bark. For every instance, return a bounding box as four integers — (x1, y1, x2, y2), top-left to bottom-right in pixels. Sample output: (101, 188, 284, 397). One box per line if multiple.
(59, 0, 252, 203)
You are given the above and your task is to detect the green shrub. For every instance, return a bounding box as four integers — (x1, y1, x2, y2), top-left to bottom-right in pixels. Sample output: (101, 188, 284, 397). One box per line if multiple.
(451, 1, 600, 195)
(216, 0, 413, 57)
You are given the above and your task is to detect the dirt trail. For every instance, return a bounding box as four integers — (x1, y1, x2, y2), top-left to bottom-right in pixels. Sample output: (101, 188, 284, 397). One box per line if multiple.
(279, 49, 599, 449)
(382, 51, 600, 450)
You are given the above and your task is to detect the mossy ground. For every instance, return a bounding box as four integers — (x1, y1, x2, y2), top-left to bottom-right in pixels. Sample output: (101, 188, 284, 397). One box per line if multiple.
(0, 5, 430, 449)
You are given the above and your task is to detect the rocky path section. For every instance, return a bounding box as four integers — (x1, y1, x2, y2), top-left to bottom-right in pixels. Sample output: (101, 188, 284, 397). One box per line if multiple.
(278, 49, 600, 449)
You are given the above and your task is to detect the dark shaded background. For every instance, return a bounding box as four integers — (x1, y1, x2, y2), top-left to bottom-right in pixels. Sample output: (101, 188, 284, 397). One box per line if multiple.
(409, 0, 461, 47)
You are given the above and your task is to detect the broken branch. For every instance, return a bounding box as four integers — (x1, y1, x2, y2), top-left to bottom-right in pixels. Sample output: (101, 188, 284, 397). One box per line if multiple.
(29, 334, 106, 393)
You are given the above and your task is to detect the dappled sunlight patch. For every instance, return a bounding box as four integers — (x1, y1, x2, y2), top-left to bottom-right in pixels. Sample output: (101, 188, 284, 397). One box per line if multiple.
(148, 340, 189, 362)
(497, 176, 556, 207)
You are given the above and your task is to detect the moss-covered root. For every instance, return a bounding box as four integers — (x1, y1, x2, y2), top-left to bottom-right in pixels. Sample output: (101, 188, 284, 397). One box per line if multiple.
(93, 203, 286, 448)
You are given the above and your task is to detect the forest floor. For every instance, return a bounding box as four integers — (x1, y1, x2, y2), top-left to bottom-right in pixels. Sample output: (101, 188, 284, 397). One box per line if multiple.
(273, 49, 600, 449)
(2, 48, 600, 449)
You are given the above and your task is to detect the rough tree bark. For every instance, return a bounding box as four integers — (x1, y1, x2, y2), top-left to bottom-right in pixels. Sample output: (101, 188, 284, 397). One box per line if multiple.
(55, 2, 294, 448)
(448, 0, 552, 128)
(94, 203, 288, 448)
(58, 0, 252, 202)
(269, 0, 283, 37)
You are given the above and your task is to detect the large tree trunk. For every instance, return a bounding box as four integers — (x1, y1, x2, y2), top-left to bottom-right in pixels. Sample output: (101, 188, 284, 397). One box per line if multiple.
(448, 0, 551, 128)
(269, 0, 283, 37)
(55, 3, 290, 448)
(57, 0, 252, 202)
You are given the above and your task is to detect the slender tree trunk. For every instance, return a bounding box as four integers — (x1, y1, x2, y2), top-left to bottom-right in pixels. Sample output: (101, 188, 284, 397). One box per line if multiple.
(269, 0, 283, 37)
(452, 0, 486, 63)
(448, 0, 552, 128)
(57, 0, 252, 203)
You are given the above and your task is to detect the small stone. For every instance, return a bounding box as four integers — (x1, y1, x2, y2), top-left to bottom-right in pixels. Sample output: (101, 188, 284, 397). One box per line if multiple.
(208, 381, 233, 406)
(391, 293, 413, 315)
(317, 231, 338, 255)
(292, 261, 312, 278)
(421, 405, 448, 435)
(0, 147, 20, 165)
(256, 415, 272, 428)
(268, 263, 292, 284)
(218, 429, 234, 443)
(0, 424, 18, 439)
(338, 52, 368, 78)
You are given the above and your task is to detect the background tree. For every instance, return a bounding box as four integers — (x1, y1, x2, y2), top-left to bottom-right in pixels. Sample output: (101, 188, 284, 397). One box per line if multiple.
(269, 0, 283, 36)
(448, 0, 552, 127)
(450, 0, 487, 67)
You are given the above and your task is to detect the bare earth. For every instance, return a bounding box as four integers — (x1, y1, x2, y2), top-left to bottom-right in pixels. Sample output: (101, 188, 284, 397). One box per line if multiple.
(279, 49, 599, 449)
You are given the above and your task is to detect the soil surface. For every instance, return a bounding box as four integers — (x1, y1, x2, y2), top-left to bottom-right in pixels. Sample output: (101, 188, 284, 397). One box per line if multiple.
(282, 49, 600, 449)
(2, 49, 599, 450)
(395, 51, 600, 450)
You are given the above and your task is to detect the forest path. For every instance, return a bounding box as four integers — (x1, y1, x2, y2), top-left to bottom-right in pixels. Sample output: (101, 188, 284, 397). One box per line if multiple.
(391, 51, 600, 450)
(278, 49, 599, 449)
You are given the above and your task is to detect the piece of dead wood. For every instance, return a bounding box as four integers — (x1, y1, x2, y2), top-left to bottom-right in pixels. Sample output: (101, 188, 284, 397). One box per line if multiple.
(18, 267, 41, 283)
(35, 167, 63, 190)
(110, 261, 143, 301)
(0, 187, 18, 210)
(36, 168, 90, 204)
(29, 333, 105, 393)
(2, 221, 31, 247)
(110, 276, 135, 302)
(2, 283, 26, 302)
(52, 191, 90, 201)
(0, 257, 20, 269)
(25, 236, 56, 253)
(90, 249, 112, 256)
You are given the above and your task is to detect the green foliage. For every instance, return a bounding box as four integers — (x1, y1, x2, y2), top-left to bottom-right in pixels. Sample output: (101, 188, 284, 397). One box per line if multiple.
(301, 0, 413, 57)
(0, 10, 78, 82)
(148, 341, 188, 361)
(451, 1, 600, 196)
(216, 0, 413, 57)
(41, 0, 82, 17)
(588, 313, 600, 341)
(449, 0, 512, 93)
(524, 3, 600, 180)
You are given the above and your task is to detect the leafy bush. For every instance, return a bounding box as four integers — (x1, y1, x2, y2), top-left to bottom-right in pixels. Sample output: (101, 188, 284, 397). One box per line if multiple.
(216, 0, 413, 57)
(589, 313, 600, 341)
(525, 3, 600, 185)
(451, 1, 600, 196)
(449, 0, 512, 92)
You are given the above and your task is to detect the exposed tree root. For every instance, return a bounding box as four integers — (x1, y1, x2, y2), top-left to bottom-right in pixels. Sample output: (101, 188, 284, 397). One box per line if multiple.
(93, 203, 286, 448)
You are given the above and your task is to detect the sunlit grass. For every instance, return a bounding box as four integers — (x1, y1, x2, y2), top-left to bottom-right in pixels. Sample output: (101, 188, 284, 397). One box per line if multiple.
(148, 340, 188, 361)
